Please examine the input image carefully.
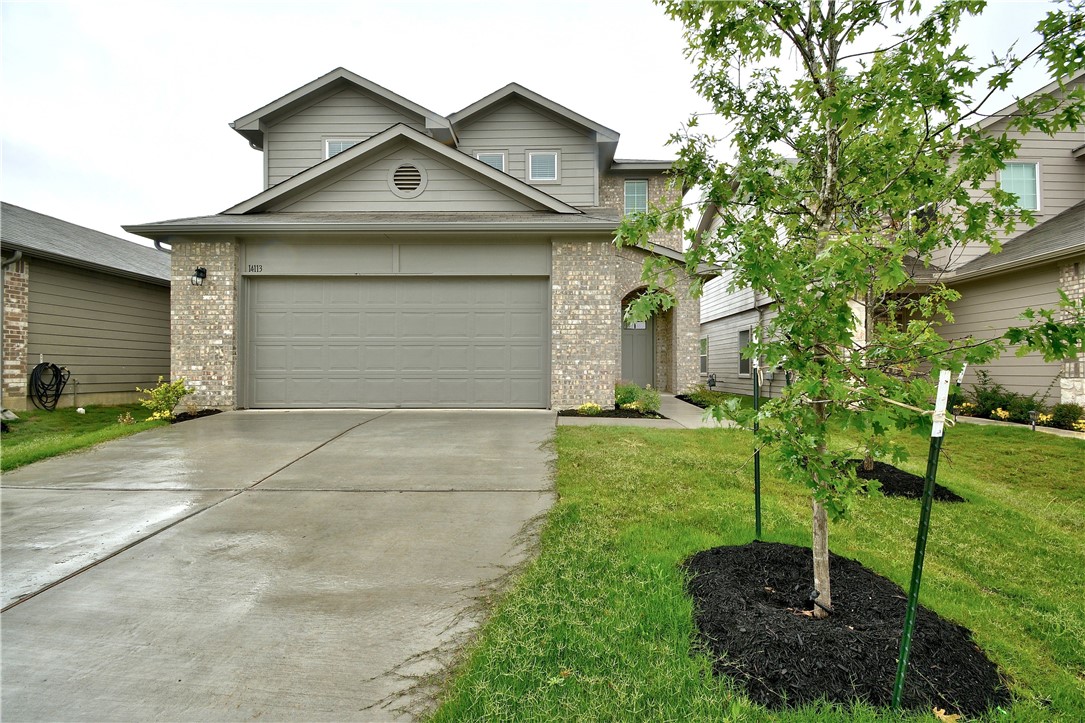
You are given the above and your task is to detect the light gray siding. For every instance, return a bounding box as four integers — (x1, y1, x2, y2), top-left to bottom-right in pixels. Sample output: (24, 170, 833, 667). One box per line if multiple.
(700, 306, 787, 399)
(264, 87, 427, 187)
(932, 76, 1085, 271)
(455, 99, 598, 207)
(270, 146, 538, 213)
(27, 260, 170, 401)
(700, 269, 757, 323)
(938, 262, 1065, 402)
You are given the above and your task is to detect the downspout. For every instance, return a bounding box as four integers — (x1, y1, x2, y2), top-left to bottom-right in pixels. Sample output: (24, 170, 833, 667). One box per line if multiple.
(1, 251, 25, 411)
(154, 239, 172, 253)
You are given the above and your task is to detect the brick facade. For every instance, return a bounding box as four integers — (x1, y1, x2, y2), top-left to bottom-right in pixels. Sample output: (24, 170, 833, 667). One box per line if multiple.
(171, 240, 240, 409)
(2, 256, 29, 410)
(598, 174, 684, 252)
(1059, 257, 1085, 406)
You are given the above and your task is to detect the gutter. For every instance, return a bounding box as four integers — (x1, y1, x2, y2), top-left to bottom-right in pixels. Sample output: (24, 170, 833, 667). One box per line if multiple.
(123, 220, 624, 236)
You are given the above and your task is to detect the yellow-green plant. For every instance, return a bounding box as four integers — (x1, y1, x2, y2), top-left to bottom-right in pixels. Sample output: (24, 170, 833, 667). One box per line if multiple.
(993, 407, 1011, 421)
(137, 377, 195, 421)
(577, 402, 602, 416)
(116, 411, 135, 425)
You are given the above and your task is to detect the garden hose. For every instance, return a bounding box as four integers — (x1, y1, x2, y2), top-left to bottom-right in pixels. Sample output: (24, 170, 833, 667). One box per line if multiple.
(30, 362, 70, 411)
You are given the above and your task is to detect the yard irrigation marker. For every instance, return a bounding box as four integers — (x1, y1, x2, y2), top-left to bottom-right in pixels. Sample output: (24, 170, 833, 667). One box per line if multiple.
(892, 369, 952, 710)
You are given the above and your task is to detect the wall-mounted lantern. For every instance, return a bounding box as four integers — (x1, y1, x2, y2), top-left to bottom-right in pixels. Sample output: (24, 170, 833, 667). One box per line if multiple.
(191, 267, 207, 286)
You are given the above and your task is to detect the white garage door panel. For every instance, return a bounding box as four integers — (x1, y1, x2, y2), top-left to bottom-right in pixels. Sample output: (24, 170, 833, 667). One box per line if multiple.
(247, 277, 548, 408)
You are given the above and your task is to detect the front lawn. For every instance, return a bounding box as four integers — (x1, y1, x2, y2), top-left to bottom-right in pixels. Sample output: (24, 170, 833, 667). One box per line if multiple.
(430, 424, 1085, 721)
(1, 404, 166, 472)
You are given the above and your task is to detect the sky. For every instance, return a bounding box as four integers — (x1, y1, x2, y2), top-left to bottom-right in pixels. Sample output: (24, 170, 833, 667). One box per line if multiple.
(0, 0, 1063, 246)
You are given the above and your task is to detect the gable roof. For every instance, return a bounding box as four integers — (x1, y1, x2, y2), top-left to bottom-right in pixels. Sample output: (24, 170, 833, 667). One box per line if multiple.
(231, 68, 455, 148)
(223, 124, 581, 215)
(1, 202, 169, 285)
(974, 68, 1085, 131)
(953, 200, 1085, 280)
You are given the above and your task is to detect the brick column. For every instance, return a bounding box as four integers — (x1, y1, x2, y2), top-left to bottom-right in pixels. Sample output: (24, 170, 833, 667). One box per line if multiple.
(1060, 258, 1085, 406)
(170, 240, 241, 409)
(2, 256, 29, 410)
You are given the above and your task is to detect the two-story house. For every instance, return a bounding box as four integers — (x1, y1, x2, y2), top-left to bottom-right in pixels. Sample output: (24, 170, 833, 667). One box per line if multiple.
(127, 68, 704, 410)
(698, 70, 1085, 407)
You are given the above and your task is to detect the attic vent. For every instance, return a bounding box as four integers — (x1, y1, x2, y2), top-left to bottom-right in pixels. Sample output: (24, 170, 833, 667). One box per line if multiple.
(388, 162, 428, 198)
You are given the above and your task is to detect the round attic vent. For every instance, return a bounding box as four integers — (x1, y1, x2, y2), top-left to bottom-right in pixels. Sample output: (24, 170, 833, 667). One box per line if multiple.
(388, 162, 427, 198)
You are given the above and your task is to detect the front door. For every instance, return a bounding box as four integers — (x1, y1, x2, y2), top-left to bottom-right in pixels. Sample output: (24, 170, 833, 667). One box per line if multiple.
(621, 316, 654, 387)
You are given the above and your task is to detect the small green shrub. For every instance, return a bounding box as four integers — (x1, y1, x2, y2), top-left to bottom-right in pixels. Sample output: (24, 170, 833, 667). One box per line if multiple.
(137, 377, 195, 421)
(1007, 394, 1042, 424)
(639, 384, 661, 413)
(614, 381, 640, 408)
(577, 402, 602, 416)
(947, 386, 966, 411)
(970, 370, 1019, 419)
(1050, 403, 1084, 431)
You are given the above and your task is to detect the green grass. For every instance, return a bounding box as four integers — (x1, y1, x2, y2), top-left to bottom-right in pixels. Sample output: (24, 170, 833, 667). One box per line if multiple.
(429, 424, 1085, 722)
(1, 404, 166, 471)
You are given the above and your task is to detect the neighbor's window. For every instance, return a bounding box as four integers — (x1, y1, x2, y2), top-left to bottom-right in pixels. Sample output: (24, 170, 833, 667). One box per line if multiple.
(625, 179, 648, 215)
(738, 329, 751, 376)
(326, 139, 362, 158)
(700, 337, 709, 374)
(1000, 162, 1039, 210)
(476, 152, 506, 172)
(528, 151, 559, 181)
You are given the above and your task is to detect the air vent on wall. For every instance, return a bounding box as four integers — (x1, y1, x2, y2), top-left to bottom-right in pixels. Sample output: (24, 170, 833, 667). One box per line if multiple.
(388, 162, 427, 198)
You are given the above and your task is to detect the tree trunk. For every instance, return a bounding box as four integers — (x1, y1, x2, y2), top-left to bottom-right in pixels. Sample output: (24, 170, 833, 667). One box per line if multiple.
(863, 453, 875, 472)
(811, 497, 832, 618)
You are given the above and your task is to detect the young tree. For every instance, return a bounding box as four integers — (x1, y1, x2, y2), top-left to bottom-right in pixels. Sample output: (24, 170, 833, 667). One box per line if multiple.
(618, 0, 1085, 618)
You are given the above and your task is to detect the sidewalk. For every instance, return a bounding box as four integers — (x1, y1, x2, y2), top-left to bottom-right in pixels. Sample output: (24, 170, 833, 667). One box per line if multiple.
(556, 395, 740, 430)
(953, 414, 1085, 440)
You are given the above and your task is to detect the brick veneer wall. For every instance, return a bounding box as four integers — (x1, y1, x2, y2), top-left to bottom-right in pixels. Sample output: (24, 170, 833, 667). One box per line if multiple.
(550, 240, 701, 408)
(2, 257, 29, 409)
(598, 174, 684, 252)
(171, 240, 240, 408)
(1060, 257, 1085, 405)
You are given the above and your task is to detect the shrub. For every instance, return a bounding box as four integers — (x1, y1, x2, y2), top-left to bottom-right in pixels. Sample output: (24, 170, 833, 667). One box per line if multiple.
(1006, 393, 1042, 424)
(970, 370, 1019, 419)
(137, 377, 195, 421)
(953, 401, 978, 417)
(116, 412, 135, 425)
(577, 402, 602, 416)
(1050, 403, 1085, 431)
(992, 407, 1011, 421)
(1036, 412, 1054, 426)
(947, 386, 967, 411)
(615, 381, 640, 407)
(613, 381, 660, 413)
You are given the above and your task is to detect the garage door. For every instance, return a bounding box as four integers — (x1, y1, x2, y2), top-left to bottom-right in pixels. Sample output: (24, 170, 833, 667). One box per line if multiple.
(247, 277, 548, 408)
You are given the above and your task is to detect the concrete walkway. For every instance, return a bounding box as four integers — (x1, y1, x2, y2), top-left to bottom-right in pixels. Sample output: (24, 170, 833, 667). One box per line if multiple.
(557, 394, 740, 429)
(1, 410, 555, 721)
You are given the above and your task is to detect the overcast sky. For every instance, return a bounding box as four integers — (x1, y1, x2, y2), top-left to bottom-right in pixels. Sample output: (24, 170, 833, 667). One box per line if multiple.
(0, 0, 1061, 246)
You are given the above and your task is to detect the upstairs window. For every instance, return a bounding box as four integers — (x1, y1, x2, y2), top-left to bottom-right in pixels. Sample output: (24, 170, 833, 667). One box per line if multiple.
(738, 328, 751, 376)
(528, 151, 559, 182)
(625, 179, 648, 215)
(1000, 162, 1039, 210)
(476, 152, 506, 172)
(326, 139, 362, 158)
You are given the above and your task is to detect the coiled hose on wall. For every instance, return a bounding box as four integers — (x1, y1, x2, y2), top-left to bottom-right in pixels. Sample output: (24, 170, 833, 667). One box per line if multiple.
(30, 362, 70, 411)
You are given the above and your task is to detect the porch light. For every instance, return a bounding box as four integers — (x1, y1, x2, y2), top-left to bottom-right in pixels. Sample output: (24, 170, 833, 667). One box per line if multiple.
(191, 267, 207, 286)
(707, 373, 717, 389)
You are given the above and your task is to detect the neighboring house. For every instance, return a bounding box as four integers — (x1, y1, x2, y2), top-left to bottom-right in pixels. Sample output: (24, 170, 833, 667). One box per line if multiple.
(698, 71, 1085, 407)
(1, 203, 171, 410)
(126, 68, 705, 410)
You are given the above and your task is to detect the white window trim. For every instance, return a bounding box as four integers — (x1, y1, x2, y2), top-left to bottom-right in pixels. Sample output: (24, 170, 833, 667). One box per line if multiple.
(325, 137, 365, 159)
(625, 178, 649, 215)
(527, 150, 560, 183)
(475, 151, 508, 173)
(999, 160, 1041, 212)
(738, 328, 752, 378)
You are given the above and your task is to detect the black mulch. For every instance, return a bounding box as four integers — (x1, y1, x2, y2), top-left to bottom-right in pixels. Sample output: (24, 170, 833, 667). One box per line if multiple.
(685, 541, 1010, 716)
(556, 407, 666, 419)
(851, 460, 966, 503)
(172, 409, 223, 423)
(676, 393, 707, 408)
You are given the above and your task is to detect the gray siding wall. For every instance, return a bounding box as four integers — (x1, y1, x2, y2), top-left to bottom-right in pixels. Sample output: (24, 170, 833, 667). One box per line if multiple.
(932, 76, 1085, 271)
(264, 87, 427, 187)
(27, 260, 170, 401)
(701, 269, 757, 323)
(700, 305, 787, 399)
(271, 145, 537, 213)
(939, 262, 1064, 402)
(455, 99, 598, 207)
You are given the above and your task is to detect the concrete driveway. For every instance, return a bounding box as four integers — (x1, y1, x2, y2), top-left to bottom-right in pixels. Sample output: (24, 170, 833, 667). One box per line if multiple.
(1, 410, 555, 721)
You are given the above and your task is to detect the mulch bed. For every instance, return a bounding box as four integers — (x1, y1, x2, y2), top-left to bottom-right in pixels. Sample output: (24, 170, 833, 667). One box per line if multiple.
(851, 460, 966, 503)
(676, 394, 707, 408)
(172, 409, 223, 423)
(556, 408, 666, 419)
(685, 541, 1009, 716)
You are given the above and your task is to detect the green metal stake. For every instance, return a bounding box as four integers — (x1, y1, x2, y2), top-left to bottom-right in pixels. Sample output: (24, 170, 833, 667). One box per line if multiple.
(753, 363, 762, 540)
(892, 369, 952, 710)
